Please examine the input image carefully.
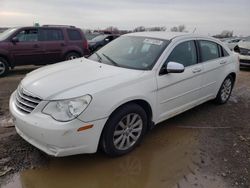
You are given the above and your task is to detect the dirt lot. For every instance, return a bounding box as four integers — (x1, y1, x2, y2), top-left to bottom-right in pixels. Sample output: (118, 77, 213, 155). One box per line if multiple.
(0, 66, 249, 188)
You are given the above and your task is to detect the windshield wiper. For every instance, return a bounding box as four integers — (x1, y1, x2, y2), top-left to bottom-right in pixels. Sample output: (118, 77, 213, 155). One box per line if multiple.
(102, 53, 120, 67)
(94, 52, 102, 63)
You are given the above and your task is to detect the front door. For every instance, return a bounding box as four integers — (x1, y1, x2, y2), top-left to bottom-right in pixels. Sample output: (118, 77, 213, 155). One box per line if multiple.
(156, 40, 203, 123)
(10, 28, 45, 65)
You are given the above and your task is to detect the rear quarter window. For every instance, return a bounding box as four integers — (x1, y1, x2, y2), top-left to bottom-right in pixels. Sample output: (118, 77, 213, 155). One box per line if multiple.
(67, 29, 82, 40)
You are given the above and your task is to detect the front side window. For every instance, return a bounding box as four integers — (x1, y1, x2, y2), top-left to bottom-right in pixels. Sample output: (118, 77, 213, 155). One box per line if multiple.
(39, 29, 64, 41)
(88, 36, 168, 70)
(166, 41, 197, 67)
(67, 29, 82, 40)
(15, 29, 38, 42)
(199, 40, 220, 62)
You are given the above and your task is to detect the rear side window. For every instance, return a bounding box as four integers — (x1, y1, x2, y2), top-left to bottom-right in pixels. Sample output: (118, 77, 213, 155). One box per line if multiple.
(39, 29, 64, 41)
(166, 40, 197, 67)
(199, 40, 220, 62)
(67, 29, 82, 40)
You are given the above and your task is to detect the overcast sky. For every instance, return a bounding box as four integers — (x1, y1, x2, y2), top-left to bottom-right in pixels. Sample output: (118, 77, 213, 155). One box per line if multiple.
(0, 0, 249, 36)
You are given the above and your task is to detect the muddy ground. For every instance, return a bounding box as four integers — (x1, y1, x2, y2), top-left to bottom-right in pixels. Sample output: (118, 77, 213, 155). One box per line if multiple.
(0, 66, 249, 188)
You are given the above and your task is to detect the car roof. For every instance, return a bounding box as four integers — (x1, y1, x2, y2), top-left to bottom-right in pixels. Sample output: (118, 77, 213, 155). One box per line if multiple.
(125, 31, 213, 41)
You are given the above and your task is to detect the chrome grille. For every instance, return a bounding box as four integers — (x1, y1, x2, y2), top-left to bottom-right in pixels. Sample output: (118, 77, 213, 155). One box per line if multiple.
(15, 87, 42, 114)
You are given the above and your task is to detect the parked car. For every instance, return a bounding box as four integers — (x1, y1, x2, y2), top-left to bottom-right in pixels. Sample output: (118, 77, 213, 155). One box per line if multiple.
(10, 32, 239, 157)
(84, 32, 101, 40)
(0, 25, 90, 77)
(224, 38, 242, 50)
(234, 38, 250, 67)
(88, 34, 119, 53)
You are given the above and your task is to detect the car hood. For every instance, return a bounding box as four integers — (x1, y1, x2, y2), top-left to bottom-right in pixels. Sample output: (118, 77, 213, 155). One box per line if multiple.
(21, 58, 144, 100)
(238, 41, 250, 49)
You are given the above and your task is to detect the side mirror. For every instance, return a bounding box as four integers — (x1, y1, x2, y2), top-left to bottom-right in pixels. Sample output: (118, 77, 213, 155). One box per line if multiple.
(11, 37, 19, 43)
(234, 45, 240, 53)
(166, 62, 185, 73)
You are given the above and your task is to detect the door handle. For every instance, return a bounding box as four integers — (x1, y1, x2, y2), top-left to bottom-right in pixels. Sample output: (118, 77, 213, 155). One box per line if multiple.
(33, 44, 39, 48)
(192, 68, 202, 73)
(60, 43, 65, 46)
(220, 61, 227, 65)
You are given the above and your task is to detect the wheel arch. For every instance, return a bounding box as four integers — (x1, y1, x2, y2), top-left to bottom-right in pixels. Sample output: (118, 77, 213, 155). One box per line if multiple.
(100, 99, 154, 139)
(98, 99, 154, 152)
(228, 72, 236, 85)
(63, 50, 83, 60)
(0, 54, 12, 68)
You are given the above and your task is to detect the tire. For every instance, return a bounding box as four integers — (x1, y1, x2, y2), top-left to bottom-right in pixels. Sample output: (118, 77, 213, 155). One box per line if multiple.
(101, 103, 147, 157)
(65, 52, 80, 61)
(0, 57, 9, 77)
(214, 75, 234, 104)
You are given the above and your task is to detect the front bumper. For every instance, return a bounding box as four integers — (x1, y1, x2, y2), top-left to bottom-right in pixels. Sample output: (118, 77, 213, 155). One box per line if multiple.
(239, 54, 250, 67)
(9, 92, 108, 157)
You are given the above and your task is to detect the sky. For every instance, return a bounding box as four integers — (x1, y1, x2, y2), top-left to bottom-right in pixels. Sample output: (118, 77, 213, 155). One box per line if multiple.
(0, 0, 250, 36)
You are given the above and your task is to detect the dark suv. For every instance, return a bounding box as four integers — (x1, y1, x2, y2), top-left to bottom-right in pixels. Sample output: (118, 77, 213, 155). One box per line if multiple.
(0, 25, 90, 76)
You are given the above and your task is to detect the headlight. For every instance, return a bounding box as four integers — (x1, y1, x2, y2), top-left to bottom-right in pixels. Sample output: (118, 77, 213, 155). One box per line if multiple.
(42, 95, 92, 122)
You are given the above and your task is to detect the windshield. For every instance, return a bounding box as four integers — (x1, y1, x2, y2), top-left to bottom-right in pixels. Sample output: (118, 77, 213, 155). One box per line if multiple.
(0, 28, 17, 41)
(90, 35, 108, 42)
(88, 36, 168, 70)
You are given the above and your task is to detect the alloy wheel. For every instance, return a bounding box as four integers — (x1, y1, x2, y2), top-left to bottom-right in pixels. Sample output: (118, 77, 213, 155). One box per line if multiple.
(113, 113, 143, 151)
(0, 61, 6, 75)
(221, 78, 232, 102)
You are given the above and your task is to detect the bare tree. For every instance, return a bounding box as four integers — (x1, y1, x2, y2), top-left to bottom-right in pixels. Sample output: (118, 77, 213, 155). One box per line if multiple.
(213, 30, 234, 38)
(133, 26, 146, 32)
(170, 25, 186, 32)
(105, 26, 119, 34)
(148, 27, 166, 31)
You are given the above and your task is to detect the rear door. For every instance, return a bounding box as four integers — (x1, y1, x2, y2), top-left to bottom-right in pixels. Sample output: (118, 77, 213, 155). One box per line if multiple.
(38, 28, 65, 64)
(10, 28, 44, 65)
(197, 40, 229, 100)
(156, 40, 203, 122)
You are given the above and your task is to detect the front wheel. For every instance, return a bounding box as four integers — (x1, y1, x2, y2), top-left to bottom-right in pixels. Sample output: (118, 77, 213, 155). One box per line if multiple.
(214, 75, 234, 104)
(100, 103, 147, 156)
(0, 57, 9, 77)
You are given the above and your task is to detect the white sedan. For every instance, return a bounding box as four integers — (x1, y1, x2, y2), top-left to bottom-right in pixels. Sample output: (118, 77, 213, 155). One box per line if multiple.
(9, 32, 239, 157)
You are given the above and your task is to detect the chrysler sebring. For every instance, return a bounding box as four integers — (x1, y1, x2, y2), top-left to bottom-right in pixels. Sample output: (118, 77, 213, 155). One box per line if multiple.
(10, 32, 239, 156)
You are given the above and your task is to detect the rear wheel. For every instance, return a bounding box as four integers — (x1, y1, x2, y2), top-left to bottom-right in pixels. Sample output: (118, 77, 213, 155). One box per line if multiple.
(214, 75, 234, 104)
(101, 103, 147, 156)
(65, 52, 80, 61)
(0, 57, 9, 77)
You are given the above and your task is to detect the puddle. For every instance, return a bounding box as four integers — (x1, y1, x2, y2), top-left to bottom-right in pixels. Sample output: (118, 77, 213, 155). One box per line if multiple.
(1, 124, 229, 188)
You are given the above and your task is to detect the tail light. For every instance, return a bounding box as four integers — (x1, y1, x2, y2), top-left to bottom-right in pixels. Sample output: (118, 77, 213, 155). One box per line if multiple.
(83, 40, 88, 49)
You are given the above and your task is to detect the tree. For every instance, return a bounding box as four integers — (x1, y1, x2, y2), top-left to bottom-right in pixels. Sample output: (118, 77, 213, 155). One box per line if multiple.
(221, 30, 233, 38)
(148, 27, 166, 31)
(105, 26, 119, 34)
(170, 25, 186, 32)
(213, 30, 234, 38)
(133, 26, 146, 32)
